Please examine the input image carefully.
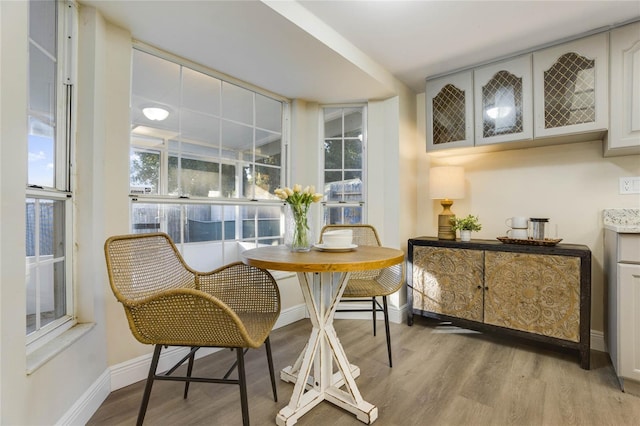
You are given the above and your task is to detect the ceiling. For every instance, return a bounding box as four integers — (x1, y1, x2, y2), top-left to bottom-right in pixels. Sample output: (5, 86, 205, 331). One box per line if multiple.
(80, 0, 640, 103)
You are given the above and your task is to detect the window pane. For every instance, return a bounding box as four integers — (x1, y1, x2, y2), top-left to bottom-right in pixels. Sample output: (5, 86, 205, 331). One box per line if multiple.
(29, 0, 56, 56)
(344, 139, 362, 169)
(222, 82, 253, 125)
(256, 93, 282, 132)
(222, 120, 253, 161)
(240, 205, 282, 243)
(28, 43, 56, 188)
(130, 149, 160, 194)
(343, 108, 363, 138)
(186, 204, 230, 242)
(181, 110, 220, 145)
(182, 67, 220, 116)
(256, 130, 281, 167)
(169, 156, 219, 197)
(254, 165, 280, 199)
(221, 164, 236, 197)
(324, 171, 343, 198)
(132, 203, 162, 233)
(324, 205, 363, 225)
(324, 175, 363, 202)
(324, 107, 343, 138)
(324, 139, 342, 169)
(26, 198, 66, 335)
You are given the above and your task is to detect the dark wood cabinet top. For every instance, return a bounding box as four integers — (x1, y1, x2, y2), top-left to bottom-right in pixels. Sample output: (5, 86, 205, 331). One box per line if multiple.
(408, 236, 591, 257)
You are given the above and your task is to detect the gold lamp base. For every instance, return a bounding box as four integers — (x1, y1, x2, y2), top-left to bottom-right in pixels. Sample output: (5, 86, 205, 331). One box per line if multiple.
(437, 199, 456, 240)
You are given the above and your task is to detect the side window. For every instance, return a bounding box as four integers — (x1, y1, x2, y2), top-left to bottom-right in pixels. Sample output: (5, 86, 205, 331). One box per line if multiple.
(322, 106, 366, 225)
(26, 0, 75, 346)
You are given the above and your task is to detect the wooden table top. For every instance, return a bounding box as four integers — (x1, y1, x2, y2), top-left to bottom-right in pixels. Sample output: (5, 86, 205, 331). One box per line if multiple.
(242, 244, 405, 273)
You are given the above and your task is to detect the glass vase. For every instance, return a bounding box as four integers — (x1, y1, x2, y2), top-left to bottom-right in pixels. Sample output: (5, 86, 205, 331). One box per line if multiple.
(284, 203, 314, 252)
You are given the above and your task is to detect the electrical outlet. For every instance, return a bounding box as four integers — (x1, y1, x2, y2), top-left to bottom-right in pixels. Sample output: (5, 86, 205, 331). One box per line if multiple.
(619, 177, 640, 194)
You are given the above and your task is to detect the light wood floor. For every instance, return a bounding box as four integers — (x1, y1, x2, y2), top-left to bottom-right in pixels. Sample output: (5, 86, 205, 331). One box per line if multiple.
(87, 316, 640, 426)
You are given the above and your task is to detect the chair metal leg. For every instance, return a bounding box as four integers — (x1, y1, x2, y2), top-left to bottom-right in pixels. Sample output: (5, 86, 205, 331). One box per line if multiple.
(372, 297, 377, 336)
(382, 296, 392, 368)
(236, 348, 250, 426)
(137, 344, 162, 426)
(183, 347, 196, 399)
(265, 336, 277, 402)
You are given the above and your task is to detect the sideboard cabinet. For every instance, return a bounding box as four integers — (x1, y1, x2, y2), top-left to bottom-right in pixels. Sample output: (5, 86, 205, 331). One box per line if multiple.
(408, 237, 591, 369)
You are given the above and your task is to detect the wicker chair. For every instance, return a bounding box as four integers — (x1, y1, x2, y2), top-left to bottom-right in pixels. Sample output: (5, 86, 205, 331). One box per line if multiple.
(319, 224, 404, 367)
(104, 233, 281, 426)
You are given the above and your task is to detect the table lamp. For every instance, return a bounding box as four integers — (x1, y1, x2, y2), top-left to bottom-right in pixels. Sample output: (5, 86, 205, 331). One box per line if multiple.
(429, 166, 465, 240)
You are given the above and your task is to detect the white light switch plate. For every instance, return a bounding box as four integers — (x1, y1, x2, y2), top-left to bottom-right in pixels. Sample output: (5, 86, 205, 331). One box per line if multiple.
(619, 177, 640, 194)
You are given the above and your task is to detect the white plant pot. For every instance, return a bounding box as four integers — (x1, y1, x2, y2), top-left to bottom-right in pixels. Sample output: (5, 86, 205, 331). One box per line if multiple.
(460, 230, 472, 242)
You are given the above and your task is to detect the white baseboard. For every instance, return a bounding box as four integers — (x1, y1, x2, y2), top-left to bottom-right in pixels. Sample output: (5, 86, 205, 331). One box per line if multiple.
(55, 369, 110, 426)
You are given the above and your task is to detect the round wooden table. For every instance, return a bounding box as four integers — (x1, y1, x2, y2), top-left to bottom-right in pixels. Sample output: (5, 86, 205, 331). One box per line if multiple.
(242, 244, 405, 425)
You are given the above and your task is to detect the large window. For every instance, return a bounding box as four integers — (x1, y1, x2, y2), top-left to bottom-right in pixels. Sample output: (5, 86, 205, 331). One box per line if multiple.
(26, 0, 75, 346)
(322, 106, 366, 225)
(130, 48, 287, 266)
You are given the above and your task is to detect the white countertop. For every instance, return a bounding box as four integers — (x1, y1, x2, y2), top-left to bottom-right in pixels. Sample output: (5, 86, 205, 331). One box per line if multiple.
(603, 209, 640, 233)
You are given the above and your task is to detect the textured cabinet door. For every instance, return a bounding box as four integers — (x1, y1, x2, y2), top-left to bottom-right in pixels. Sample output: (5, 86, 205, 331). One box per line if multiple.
(484, 251, 581, 341)
(426, 71, 474, 151)
(533, 32, 608, 138)
(606, 21, 640, 156)
(411, 246, 484, 321)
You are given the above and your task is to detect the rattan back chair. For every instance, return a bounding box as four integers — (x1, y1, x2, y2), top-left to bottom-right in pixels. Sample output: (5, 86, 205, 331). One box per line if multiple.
(104, 232, 281, 426)
(319, 224, 404, 367)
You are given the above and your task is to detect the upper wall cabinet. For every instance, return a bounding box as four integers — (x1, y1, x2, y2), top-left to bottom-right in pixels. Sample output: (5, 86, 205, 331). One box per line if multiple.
(426, 71, 474, 151)
(474, 55, 533, 145)
(533, 33, 609, 138)
(606, 21, 640, 157)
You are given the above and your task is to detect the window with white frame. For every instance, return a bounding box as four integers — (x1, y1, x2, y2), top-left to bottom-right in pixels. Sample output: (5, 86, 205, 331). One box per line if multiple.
(26, 0, 75, 346)
(322, 106, 366, 225)
(129, 48, 287, 267)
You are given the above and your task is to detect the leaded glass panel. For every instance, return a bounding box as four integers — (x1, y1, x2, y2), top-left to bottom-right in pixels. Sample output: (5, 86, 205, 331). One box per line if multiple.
(432, 84, 466, 144)
(482, 71, 523, 137)
(544, 52, 596, 129)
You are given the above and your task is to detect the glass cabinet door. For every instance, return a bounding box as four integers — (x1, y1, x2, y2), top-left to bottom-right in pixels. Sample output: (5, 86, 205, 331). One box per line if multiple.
(533, 33, 608, 137)
(426, 71, 474, 151)
(474, 55, 533, 145)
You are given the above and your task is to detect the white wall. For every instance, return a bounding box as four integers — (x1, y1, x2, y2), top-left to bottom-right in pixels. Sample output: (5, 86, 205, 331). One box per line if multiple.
(415, 92, 640, 334)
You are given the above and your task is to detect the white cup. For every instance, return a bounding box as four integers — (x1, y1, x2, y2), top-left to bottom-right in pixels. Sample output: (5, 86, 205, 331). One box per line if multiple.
(507, 228, 529, 239)
(505, 216, 529, 229)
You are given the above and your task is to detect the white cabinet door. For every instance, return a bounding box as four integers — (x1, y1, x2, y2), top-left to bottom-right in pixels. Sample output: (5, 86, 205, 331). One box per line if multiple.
(474, 55, 533, 145)
(426, 71, 474, 151)
(606, 22, 640, 156)
(533, 33, 608, 138)
(619, 263, 640, 383)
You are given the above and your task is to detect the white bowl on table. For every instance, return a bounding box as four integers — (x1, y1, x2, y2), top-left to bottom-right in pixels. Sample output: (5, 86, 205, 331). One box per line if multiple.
(322, 230, 353, 247)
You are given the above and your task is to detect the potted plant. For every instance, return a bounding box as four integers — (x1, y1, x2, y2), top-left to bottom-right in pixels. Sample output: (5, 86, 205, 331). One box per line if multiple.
(451, 214, 482, 242)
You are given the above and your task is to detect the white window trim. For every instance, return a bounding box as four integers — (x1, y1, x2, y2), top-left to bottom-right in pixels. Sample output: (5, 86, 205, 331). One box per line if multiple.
(25, 0, 77, 352)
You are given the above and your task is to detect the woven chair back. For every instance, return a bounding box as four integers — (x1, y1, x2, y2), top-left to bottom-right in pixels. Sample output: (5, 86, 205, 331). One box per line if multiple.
(105, 233, 196, 303)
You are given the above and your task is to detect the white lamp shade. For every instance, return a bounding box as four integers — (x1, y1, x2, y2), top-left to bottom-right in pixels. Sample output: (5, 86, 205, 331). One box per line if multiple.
(429, 166, 465, 200)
